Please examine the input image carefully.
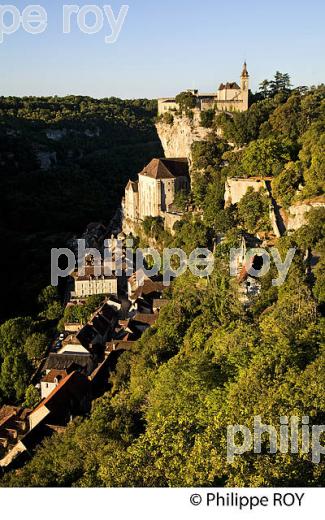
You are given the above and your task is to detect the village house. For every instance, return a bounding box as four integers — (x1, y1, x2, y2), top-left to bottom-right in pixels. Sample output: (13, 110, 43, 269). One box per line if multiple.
(29, 371, 91, 431)
(40, 370, 68, 399)
(158, 63, 250, 115)
(72, 266, 118, 298)
(127, 269, 165, 303)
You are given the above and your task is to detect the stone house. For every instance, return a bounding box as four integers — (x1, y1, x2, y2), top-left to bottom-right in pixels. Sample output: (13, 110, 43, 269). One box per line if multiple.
(73, 266, 118, 298)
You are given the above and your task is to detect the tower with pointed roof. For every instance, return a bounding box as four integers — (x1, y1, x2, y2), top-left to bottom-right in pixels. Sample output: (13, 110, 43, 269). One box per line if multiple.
(240, 62, 250, 110)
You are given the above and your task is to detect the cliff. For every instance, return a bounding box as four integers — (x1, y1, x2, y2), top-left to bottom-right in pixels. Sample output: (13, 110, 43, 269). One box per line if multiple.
(156, 110, 215, 161)
(286, 197, 325, 231)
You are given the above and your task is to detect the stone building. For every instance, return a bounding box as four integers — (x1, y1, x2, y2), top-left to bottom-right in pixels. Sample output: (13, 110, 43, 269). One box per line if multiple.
(158, 63, 250, 115)
(73, 266, 118, 298)
(224, 177, 272, 206)
(123, 158, 189, 230)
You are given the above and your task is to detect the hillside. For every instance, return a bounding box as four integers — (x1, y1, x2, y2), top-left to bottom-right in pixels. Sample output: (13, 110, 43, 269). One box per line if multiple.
(1, 82, 324, 487)
(0, 96, 163, 320)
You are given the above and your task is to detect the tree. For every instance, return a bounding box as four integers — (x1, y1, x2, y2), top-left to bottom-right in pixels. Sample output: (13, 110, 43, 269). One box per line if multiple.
(270, 71, 292, 95)
(237, 187, 271, 233)
(24, 333, 48, 366)
(200, 109, 215, 128)
(24, 385, 40, 408)
(241, 137, 292, 177)
(259, 79, 271, 98)
(271, 161, 303, 208)
(175, 91, 197, 112)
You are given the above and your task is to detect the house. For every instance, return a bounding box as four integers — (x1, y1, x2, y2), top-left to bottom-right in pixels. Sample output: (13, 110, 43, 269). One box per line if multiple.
(129, 313, 158, 334)
(43, 352, 95, 376)
(73, 266, 118, 298)
(224, 177, 272, 206)
(128, 270, 164, 302)
(40, 370, 68, 399)
(0, 406, 31, 468)
(28, 371, 91, 430)
(57, 335, 89, 355)
(75, 303, 118, 350)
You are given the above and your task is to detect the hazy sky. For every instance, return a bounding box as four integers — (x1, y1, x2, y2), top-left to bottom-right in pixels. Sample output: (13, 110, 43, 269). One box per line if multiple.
(1, 0, 324, 98)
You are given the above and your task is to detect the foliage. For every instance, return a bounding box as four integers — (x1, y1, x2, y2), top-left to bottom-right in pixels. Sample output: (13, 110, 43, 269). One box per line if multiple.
(24, 385, 41, 408)
(0, 96, 162, 321)
(61, 295, 105, 326)
(175, 91, 197, 111)
(200, 109, 215, 128)
(237, 187, 271, 233)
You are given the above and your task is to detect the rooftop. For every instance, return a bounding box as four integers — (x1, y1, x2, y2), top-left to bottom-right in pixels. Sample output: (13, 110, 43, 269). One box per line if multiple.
(139, 158, 189, 180)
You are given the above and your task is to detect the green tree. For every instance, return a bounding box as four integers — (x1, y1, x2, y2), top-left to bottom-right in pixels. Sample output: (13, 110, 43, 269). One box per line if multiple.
(237, 187, 271, 233)
(24, 333, 48, 366)
(241, 137, 292, 177)
(24, 385, 41, 408)
(175, 91, 197, 112)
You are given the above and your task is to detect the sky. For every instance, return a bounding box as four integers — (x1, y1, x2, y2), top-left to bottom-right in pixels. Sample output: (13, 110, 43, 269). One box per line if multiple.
(1, 0, 324, 99)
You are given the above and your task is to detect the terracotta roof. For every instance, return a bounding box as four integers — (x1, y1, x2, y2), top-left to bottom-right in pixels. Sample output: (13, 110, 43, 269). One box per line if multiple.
(132, 313, 158, 326)
(75, 266, 117, 282)
(153, 298, 169, 309)
(132, 280, 165, 301)
(139, 158, 189, 180)
(31, 371, 77, 414)
(106, 340, 135, 352)
(41, 370, 68, 384)
(30, 371, 90, 421)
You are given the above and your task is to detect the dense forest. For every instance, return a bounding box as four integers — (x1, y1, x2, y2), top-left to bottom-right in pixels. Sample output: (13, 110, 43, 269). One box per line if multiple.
(0, 96, 163, 321)
(1, 79, 324, 486)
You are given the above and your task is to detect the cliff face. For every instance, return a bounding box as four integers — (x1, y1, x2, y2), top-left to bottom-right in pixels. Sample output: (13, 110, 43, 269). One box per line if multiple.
(286, 198, 325, 231)
(156, 110, 214, 160)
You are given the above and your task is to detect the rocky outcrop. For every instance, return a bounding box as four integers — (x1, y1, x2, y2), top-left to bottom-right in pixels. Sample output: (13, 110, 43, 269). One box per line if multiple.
(286, 198, 325, 231)
(224, 177, 270, 206)
(156, 109, 215, 160)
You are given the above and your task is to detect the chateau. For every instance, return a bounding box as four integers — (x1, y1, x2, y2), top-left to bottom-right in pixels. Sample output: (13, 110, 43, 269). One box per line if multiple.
(123, 158, 190, 233)
(158, 62, 250, 115)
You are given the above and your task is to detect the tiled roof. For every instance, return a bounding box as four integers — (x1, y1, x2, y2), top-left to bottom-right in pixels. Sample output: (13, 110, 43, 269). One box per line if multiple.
(44, 353, 93, 372)
(132, 313, 158, 326)
(75, 266, 117, 281)
(139, 158, 189, 180)
(41, 370, 68, 384)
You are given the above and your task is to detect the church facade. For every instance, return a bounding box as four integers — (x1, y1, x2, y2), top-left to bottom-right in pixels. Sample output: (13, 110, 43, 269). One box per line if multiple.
(158, 62, 250, 115)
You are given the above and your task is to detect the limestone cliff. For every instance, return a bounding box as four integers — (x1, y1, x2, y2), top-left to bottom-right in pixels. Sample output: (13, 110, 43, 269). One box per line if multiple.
(286, 198, 325, 231)
(156, 110, 215, 161)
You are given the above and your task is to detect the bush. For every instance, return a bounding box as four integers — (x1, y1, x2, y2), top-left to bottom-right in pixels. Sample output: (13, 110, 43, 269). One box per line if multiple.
(200, 109, 215, 128)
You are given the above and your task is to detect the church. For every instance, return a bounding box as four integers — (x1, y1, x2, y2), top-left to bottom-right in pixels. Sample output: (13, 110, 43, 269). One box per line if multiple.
(158, 62, 250, 115)
(122, 158, 190, 232)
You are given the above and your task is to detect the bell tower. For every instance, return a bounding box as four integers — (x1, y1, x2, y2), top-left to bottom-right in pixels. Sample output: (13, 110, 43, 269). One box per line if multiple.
(240, 62, 249, 110)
